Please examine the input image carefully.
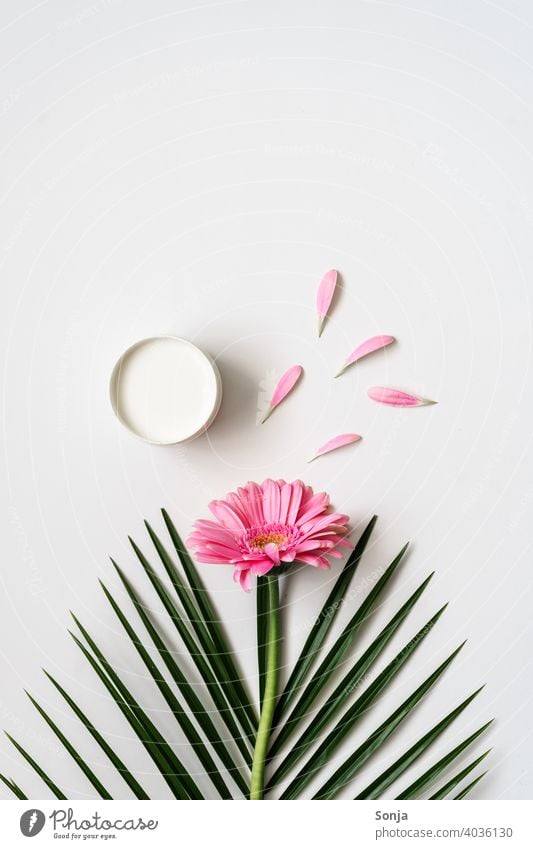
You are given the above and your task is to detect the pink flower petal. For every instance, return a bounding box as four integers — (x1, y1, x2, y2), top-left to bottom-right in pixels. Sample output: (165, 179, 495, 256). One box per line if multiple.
(188, 523, 236, 547)
(326, 548, 344, 559)
(192, 553, 236, 564)
(251, 559, 275, 576)
(238, 482, 264, 526)
(264, 543, 281, 565)
(279, 482, 293, 524)
(262, 479, 281, 523)
(299, 483, 317, 510)
(309, 433, 362, 462)
(297, 553, 330, 569)
(286, 480, 304, 525)
(236, 569, 253, 592)
(260, 364, 303, 423)
(316, 269, 338, 337)
(367, 386, 437, 407)
(335, 335, 396, 377)
(226, 492, 252, 526)
(299, 512, 349, 536)
(295, 539, 333, 553)
(208, 500, 248, 532)
(203, 541, 242, 559)
(296, 491, 330, 524)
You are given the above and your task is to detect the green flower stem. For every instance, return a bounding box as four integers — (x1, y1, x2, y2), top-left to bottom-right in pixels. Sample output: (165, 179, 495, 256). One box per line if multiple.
(250, 573, 280, 800)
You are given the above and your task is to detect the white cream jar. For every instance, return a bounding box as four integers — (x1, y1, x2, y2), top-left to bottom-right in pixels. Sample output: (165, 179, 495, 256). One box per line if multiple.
(109, 336, 222, 444)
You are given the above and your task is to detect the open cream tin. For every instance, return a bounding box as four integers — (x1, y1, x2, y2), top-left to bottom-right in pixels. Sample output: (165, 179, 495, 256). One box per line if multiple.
(109, 336, 222, 445)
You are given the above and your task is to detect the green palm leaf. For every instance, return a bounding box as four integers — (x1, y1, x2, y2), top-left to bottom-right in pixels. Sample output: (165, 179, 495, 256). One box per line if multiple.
(266, 572, 434, 790)
(2, 510, 492, 801)
(278, 608, 450, 799)
(161, 509, 254, 721)
(129, 536, 254, 759)
(0, 773, 27, 800)
(70, 624, 200, 799)
(43, 671, 149, 800)
(354, 697, 489, 799)
(272, 515, 377, 724)
(454, 772, 487, 799)
(100, 578, 233, 799)
(25, 692, 112, 799)
(429, 750, 492, 800)
(311, 645, 469, 800)
(144, 520, 256, 731)
(112, 560, 250, 790)
(269, 540, 409, 759)
(5, 733, 66, 799)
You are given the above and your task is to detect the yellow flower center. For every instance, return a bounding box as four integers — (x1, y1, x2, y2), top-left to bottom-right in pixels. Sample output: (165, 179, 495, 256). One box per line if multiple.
(249, 531, 288, 550)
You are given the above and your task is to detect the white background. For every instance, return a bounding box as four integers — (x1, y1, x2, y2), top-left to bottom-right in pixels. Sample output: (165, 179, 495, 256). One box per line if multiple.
(0, 0, 532, 802)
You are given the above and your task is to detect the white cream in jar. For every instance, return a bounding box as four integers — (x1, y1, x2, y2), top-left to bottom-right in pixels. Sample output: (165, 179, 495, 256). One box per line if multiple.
(109, 336, 221, 444)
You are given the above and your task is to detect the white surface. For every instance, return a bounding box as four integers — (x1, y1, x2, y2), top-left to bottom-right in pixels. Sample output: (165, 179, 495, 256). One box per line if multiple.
(0, 0, 532, 801)
(110, 336, 221, 443)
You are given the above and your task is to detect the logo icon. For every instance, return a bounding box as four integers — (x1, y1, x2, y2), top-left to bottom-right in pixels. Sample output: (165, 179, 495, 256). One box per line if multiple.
(20, 810, 45, 837)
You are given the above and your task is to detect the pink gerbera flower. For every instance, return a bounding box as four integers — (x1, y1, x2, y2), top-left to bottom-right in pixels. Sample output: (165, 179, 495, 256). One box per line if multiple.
(187, 479, 351, 591)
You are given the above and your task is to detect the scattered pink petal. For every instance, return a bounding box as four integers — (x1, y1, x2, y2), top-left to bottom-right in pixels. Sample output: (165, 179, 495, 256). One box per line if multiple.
(367, 386, 437, 407)
(316, 269, 338, 337)
(260, 365, 303, 423)
(335, 335, 396, 377)
(309, 433, 362, 462)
